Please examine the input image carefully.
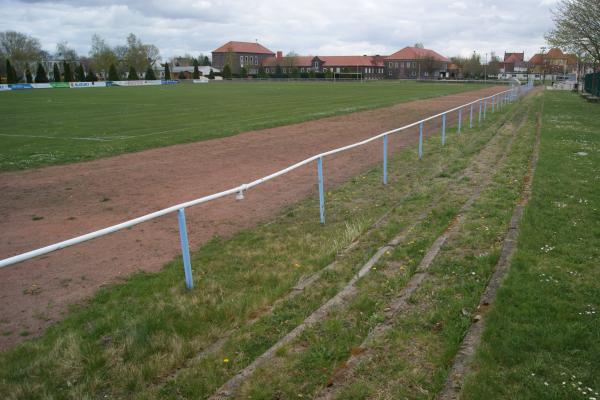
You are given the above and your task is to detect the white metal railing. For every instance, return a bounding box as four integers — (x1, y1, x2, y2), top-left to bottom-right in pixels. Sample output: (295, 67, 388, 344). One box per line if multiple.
(0, 82, 534, 289)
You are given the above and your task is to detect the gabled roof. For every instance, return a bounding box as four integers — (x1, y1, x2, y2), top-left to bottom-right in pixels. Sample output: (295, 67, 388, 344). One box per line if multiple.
(319, 55, 386, 67)
(212, 41, 275, 55)
(262, 55, 386, 68)
(546, 47, 565, 58)
(385, 47, 449, 63)
(262, 56, 313, 67)
(529, 53, 543, 65)
(504, 52, 524, 63)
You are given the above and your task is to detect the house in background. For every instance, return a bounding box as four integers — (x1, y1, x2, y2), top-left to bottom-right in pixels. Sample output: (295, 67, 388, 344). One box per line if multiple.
(261, 53, 386, 79)
(156, 65, 219, 79)
(529, 48, 578, 80)
(499, 52, 530, 80)
(384, 47, 449, 79)
(211, 41, 275, 75)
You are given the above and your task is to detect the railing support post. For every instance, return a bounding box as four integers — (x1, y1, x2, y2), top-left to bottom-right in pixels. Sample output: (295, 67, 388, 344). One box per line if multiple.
(483, 99, 487, 119)
(418, 122, 424, 159)
(441, 113, 446, 145)
(457, 108, 462, 134)
(317, 157, 325, 224)
(492, 95, 495, 113)
(177, 208, 194, 290)
(383, 135, 388, 185)
(469, 104, 473, 128)
(478, 101, 482, 126)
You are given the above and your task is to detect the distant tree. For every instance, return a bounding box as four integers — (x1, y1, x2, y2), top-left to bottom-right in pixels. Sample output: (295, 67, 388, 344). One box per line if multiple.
(25, 64, 33, 83)
(75, 64, 86, 81)
(89, 34, 118, 77)
(52, 63, 61, 82)
(34, 63, 48, 83)
(128, 66, 138, 80)
(275, 64, 283, 78)
(208, 68, 215, 79)
(202, 55, 211, 66)
(257, 67, 267, 78)
(6, 59, 16, 83)
(193, 58, 200, 79)
(487, 52, 501, 76)
(164, 62, 171, 80)
(324, 69, 332, 79)
(223, 64, 232, 79)
(145, 66, 156, 80)
(86, 67, 98, 82)
(463, 52, 483, 78)
(55, 41, 78, 62)
(414, 42, 425, 49)
(291, 67, 300, 78)
(240, 66, 248, 78)
(308, 70, 316, 79)
(0, 31, 42, 73)
(108, 63, 119, 80)
(62, 60, 74, 82)
(178, 71, 186, 79)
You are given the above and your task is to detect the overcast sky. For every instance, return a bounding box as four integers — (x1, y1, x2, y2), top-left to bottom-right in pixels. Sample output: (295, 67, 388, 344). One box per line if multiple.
(1, 0, 559, 61)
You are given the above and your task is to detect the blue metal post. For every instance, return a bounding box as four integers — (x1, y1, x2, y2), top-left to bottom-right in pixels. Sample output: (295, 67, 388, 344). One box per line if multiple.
(441, 113, 446, 145)
(418, 122, 424, 159)
(383, 135, 388, 185)
(177, 208, 194, 290)
(478, 101, 482, 126)
(457, 108, 462, 134)
(483, 99, 487, 119)
(469, 104, 473, 128)
(317, 157, 325, 224)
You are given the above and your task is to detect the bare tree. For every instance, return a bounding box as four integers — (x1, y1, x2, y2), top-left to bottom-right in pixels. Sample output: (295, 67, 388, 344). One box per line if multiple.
(0, 31, 42, 74)
(56, 41, 78, 61)
(546, 0, 600, 68)
(89, 34, 118, 76)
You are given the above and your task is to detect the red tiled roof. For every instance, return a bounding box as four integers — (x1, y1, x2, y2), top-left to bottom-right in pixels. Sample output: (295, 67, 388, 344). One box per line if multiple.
(385, 47, 449, 63)
(546, 47, 564, 58)
(262, 56, 313, 67)
(529, 53, 543, 65)
(212, 41, 274, 55)
(320, 55, 386, 67)
(262, 55, 386, 68)
(504, 53, 524, 63)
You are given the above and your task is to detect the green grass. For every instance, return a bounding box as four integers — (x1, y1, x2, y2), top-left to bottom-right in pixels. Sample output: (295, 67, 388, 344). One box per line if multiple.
(0, 81, 487, 171)
(235, 92, 539, 400)
(461, 92, 600, 399)
(0, 91, 517, 399)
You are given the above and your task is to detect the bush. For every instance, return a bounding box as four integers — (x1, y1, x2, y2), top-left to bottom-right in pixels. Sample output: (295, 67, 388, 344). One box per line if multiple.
(223, 65, 232, 79)
(86, 68, 98, 82)
(52, 64, 61, 82)
(108, 64, 119, 81)
(128, 66, 138, 80)
(34, 63, 49, 83)
(145, 67, 156, 80)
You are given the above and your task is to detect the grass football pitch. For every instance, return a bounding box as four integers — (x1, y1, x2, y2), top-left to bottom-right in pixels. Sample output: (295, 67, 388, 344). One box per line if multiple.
(0, 81, 487, 171)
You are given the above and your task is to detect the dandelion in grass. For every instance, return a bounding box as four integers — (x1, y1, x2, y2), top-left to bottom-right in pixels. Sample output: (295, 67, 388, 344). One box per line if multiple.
(223, 358, 229, 363)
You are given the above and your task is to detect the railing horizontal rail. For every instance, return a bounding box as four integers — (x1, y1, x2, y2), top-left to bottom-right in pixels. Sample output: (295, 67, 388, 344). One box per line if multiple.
(0, 85, 528, 270)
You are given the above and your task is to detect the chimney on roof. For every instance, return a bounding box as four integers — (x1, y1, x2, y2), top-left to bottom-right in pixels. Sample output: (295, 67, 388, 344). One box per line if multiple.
(277, 51, 283, 60)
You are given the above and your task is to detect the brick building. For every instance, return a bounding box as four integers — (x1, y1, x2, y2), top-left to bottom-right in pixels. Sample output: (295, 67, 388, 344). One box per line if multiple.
(211, 41, 275, 75)
(384, 47, 449, 79)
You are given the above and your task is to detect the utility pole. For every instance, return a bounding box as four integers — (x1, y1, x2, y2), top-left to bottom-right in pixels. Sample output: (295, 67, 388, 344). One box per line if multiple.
(485, 52, 488, 83)
(540, 46, 547, 84)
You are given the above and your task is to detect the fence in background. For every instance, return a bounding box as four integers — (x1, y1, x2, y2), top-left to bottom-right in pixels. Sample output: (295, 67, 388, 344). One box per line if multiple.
(584, 72, 600, 97)
(0, 81, 534, 289)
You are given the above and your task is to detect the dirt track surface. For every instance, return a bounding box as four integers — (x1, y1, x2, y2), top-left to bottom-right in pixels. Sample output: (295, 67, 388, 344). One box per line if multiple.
(0, 86, 504, 350)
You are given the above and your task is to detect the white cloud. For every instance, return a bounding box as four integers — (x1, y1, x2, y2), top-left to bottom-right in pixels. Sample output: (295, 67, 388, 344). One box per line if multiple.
(1, 0, 557, 60)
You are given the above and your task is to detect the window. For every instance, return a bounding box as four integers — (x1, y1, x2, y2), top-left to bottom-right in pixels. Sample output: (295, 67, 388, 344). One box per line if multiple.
(313, 61, 319, 69)
(240, 56, 243, 64)
(395, 62, 398, 68)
